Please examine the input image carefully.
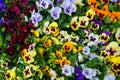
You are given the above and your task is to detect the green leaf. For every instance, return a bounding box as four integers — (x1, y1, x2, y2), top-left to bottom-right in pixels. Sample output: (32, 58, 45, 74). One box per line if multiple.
(0, 35, 2, 47)
(1, 27, 6, 32)
(108, 3, 113, 11)
(69, 54, 77, 66)
(5, 34, 11, 41)
(104, 16, 111, 23)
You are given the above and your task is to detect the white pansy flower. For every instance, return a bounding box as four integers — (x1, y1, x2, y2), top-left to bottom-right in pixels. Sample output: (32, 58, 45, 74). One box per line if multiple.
(104, 73, 116, 80)
(62, 64, 74, 76)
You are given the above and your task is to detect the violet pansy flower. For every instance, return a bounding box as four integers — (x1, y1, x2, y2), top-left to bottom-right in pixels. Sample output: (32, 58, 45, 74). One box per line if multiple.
(61, 0, 77, 16)
(90, 19, 101, 30)
(75, 65, 84, 80)
(0, 0, 6, 12)
(31, 10, 42, 27)
(50, 7, 62, 20)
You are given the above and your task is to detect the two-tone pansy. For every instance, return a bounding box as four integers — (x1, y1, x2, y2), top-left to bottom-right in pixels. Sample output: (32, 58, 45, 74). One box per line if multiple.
(71, 17, 79, 31)
(31, 9, 42, 27)
(48, 22, 59, 36)
(99, 32, 110, 43)
(106, 42, 119, 56)
(22, 45, 36, 64)
(79, 16, 89, 28)
(23, 66, 32, 78)
(90, 19, 101, 30)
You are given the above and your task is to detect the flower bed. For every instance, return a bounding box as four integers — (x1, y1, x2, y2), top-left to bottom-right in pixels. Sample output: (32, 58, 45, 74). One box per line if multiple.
(0, 0, 120, 80)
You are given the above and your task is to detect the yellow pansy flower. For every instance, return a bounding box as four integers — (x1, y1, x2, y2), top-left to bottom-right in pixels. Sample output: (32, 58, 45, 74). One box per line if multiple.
(44, 39, 52, 47)
(79, 16, 89, 28)
(56, 50, 63, 58)
(23, 66, 32, 78)
(5, 70, 16, 80)
(71, 17, 79, 31)
(106, 42, 118, 56)
(86, 9, 95, 20)
(63, 41, 74, 52)
(49, 22, 58, 34)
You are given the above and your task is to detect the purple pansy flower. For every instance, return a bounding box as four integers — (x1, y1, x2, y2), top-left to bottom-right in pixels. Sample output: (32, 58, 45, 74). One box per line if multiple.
(40, 0, 49, 9)
(61, 0, 77, 15)
(50, 7, 62, 20)
(75, 65, 84, 80)
(0, 2, 6, 11)
(31, 10, 42, 27)
(90, 19, 101, 30)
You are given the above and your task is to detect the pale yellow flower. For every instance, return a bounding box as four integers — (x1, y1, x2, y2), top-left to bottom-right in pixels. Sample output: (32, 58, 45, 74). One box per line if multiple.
(5, 70, 16, 80)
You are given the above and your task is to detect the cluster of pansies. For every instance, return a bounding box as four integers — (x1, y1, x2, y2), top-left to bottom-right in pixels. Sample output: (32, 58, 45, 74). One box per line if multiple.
(0, 0, 120, 80)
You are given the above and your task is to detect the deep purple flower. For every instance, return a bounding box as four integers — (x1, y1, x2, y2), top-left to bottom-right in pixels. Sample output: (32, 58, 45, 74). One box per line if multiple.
(75, 65, 84, 80)
(0, 2, 6, 11)
(0, 0, 4, 3)
(50, 7, 62, 20)
(20, 0, 28, 6)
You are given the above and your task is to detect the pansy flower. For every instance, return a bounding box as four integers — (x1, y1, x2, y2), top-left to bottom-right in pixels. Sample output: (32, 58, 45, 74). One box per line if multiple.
(50, 7, 62, 20)
(106, 42, 118, 56)
(75, 65, 84, 80)
(0, 0, 6, 11)
(55, 57, 71, 67)
(58, 30, 70, 42)
(69, 34, 79, 42)
(104, 73, 116, 80)
(86, 9, 95, 20)
(84, 28, 90, 37)
(23, 66, 32, 78)
(31, 10, 42, 27)
(96, 9, 108, 20)
(99, 32, 110, 43)
(42, 21, 51, 35)
(112, 63, 120, 73)
(88, 0, 100, 9)
(5, 69, 16, 80)
(20, 0, 28, 6)
(79, 16, 89, 28)
(48, 22, 58, 34)
(90, 19, 101, 30)
(56, 50, 63, 58)
(36, 0, 49, 9)
(115, 28, 120, 42)
(49, 68, 57, 80)
(44, 39, 52, 47)
(82, 68, 97, 79)
(61, 0, 77, 15)
(63, 41, 74, 52)
(61, 64, 74, 76)
(88, 33, 100, 46)
(102, 5, 111, 17)
(71, 17, 79, 31)
(100, 50, 109, 59)
(101, 0, 110, 4)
